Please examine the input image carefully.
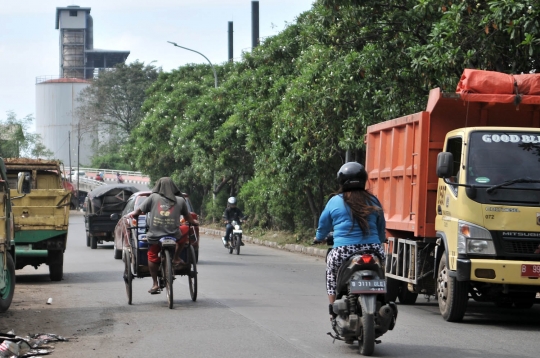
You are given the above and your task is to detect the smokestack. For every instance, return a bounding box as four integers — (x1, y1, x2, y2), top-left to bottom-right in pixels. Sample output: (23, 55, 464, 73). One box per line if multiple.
(251, 1, 259, 49)
(228, 21, 234, 62)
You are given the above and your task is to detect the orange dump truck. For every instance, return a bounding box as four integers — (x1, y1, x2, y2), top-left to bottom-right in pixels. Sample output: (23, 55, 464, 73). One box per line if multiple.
(365, 70, 540, 321)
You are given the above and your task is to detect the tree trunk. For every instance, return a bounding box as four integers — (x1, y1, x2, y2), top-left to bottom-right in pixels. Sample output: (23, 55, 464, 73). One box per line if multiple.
(305, 187, 319, 229)
(213, 175, 232, 195)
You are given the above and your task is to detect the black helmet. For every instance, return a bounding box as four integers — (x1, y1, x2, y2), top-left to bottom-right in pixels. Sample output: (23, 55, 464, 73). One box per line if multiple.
(337, 162, 367, 190)
(227, 197, 237, 205)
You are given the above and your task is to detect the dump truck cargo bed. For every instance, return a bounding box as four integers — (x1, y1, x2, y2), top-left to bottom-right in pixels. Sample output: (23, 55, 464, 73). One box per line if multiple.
(365, 88, 540, 239)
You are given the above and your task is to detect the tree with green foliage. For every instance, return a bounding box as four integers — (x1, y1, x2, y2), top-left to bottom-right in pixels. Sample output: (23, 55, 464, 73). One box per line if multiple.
(78, 61, 161, 138)
(129, 0, 540, 237)
(0, 112, 53, 159)
(76, 60, 160, 169)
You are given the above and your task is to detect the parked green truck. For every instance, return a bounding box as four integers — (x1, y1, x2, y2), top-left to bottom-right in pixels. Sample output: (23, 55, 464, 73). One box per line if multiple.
(4, 158, 71, 282)
(0, 157, 36, 311)
(0, 158, 16, 312)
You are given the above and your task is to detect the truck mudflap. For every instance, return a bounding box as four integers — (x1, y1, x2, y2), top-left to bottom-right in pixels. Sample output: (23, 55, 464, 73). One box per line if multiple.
(468, 259, 540, 285)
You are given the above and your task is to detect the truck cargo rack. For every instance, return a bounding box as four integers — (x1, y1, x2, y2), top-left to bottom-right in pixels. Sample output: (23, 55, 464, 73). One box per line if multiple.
(385, 237, 418, 284)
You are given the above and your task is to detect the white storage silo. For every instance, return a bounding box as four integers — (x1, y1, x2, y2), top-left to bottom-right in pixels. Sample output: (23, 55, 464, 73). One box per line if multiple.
(35, 77, 94, 168)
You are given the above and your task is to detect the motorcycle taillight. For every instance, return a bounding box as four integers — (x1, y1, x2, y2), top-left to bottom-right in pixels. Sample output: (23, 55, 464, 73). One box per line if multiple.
(353, 254, 375, 265)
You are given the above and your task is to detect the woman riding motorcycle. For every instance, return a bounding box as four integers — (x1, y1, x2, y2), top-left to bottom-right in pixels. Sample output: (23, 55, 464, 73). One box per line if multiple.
(313, 162, 386, 315)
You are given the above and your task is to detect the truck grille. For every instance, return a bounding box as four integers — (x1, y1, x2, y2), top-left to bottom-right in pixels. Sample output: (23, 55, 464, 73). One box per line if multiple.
(501, 239, 540, 255)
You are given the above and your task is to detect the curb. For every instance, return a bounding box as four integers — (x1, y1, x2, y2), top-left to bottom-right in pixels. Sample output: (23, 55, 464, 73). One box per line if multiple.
(201, 227, 327, 259)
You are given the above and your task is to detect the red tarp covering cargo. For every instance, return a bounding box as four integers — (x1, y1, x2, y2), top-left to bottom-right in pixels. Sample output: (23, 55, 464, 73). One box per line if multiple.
(456, 69, 540, 105)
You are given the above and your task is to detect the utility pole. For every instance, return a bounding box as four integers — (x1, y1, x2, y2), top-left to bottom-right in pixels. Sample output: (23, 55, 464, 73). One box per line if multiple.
(68, 131, 72, 182)
(77, 123, 81, 208)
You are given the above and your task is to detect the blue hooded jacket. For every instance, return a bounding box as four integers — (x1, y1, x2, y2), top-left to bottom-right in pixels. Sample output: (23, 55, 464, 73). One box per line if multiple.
(315, 194, 385, 248)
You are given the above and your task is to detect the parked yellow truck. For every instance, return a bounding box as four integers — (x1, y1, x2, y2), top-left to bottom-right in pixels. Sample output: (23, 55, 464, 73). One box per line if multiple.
(4, 158, 71, 281)
(366, 70, 540, 321)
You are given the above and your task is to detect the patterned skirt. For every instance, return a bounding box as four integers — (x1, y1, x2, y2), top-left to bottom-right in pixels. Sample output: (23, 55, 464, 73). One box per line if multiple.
(326, 243, 385, 296)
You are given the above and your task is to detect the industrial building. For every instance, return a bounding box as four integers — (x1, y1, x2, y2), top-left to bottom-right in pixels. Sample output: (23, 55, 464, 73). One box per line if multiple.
(35, 5, 130, 168)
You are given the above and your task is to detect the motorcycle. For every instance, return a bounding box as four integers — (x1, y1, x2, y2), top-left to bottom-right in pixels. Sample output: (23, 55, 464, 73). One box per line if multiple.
(320, 235, 398, 356)
(222, 216, 248, 255)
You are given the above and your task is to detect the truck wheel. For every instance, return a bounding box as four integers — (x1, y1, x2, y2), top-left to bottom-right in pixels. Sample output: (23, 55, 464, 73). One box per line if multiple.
(385, 277, 400, 302)
(513, 293, 536, 309)
(398, 282, 418, 305)
(437, 254, 468, 322)
(0, 253, 15, 312)
(91, 236, 98, 249)
(49, 251, 64, 281)
(86, 232, 91, 247)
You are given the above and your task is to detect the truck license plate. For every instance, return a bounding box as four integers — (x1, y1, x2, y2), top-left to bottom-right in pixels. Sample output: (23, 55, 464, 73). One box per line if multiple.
(521, 264, 540, 277)
(349, 279, 386, 294)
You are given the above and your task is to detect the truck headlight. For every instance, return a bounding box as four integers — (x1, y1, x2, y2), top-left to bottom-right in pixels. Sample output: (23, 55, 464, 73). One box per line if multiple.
(458, 221, 495, 255)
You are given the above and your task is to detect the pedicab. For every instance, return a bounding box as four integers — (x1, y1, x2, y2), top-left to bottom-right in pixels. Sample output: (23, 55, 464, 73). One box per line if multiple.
(122, 216, 198, 309)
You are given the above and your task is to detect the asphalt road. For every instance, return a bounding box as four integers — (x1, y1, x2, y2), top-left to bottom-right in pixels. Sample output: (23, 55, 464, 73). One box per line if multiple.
(1, 212, 539, 357)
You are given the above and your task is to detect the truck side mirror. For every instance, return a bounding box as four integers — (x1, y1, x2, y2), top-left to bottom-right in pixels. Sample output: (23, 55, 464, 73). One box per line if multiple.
(17, 172, 32, 194)
(436, 152, 454, 178)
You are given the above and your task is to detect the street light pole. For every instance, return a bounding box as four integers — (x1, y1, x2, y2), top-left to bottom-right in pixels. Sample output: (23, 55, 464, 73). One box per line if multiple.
(167, 41, 219, 221)
(167, 41, 218, 89)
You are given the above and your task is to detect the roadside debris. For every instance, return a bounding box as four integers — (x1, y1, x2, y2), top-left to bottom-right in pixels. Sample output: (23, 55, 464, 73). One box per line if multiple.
(0, 332, 69, 357)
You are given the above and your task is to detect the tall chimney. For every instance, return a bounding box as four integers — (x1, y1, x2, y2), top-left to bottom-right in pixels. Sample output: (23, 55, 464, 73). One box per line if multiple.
(228, 21, 234, 62)
(251, 1, 259, 49)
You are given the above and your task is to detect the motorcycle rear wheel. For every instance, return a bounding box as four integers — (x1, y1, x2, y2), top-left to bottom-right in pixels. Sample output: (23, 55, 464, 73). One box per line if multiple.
(359, 313, 375, 356)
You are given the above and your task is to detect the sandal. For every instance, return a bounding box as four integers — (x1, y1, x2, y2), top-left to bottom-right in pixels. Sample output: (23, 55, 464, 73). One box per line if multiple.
(172, 259, 186, 267)
(148, 287, 160, 294)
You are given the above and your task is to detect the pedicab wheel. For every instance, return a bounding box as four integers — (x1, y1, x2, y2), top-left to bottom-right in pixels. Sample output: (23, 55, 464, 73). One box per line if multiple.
(235, 236, 241, 255)
(123, 249, 132, 305)
(188, 245, 198, 301)
(162, 250, 174, 309)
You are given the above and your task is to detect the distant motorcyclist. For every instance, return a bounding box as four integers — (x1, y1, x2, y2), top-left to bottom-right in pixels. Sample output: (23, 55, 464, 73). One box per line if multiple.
(222, 197, 246, 247)
(313, 162, 386, 316)
(95, 172, 104, 182)
(116, 172, 124, 184)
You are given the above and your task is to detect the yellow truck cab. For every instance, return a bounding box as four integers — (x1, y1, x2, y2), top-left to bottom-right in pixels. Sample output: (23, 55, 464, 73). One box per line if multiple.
(436, 127, 540, 319)
(4, 158, 71, 281)
(366, 70, 540, 321)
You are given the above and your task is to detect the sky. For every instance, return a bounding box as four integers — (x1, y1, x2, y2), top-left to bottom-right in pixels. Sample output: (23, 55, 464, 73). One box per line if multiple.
(0, 0, 316, 127)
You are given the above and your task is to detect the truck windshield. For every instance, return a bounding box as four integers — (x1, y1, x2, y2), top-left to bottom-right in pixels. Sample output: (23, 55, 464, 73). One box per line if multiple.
(467, 131, 540, 188)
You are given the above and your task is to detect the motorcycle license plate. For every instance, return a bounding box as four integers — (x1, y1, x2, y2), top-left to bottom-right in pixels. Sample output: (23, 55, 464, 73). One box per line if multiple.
(521, 264, 540, 277)
(161, 239, 176, 246)
(349, 279, 386, 294)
